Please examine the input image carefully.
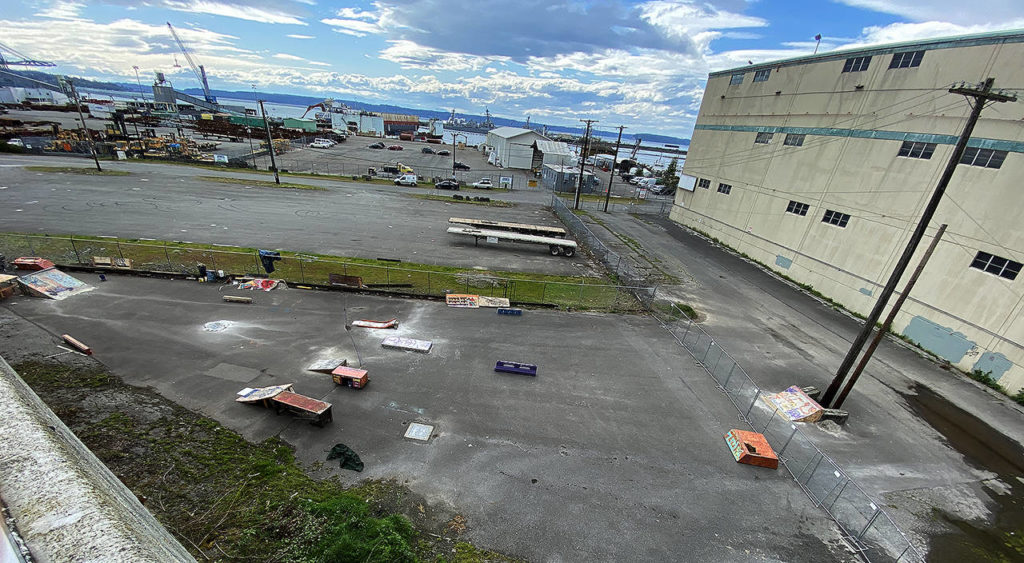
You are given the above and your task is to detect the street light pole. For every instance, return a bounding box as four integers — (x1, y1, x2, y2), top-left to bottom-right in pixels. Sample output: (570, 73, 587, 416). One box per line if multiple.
(452, 133, 466, 179)
(246, 127, 256, 169)
(604, 125, 626, 212)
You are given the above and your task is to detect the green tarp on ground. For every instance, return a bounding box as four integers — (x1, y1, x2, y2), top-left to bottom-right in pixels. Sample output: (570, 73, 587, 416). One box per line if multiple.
(327, 443, 364, 472)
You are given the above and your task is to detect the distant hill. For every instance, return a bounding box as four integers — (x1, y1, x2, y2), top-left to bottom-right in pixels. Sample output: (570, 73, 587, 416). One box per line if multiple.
(0, 70, 126, 92)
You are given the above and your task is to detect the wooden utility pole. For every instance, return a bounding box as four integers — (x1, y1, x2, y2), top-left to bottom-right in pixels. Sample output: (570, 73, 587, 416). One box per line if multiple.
(820, 79, 1016, 408)
(64, 78, 102, 171)
(833, 224, 947, 408)
(604, 125, 626, 213)
(574, 119, 597, 209)
(258, 100, 280, 184)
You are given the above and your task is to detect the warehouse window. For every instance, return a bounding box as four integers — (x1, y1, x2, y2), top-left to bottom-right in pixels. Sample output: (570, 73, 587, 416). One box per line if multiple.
(960, 147, 1007, 169)
(717, 183, 732, 195)
(897, 141, 936, 159)
(730, 73, 745, 85)
(786, 201, 809, 216)
(783, 134, 805, 147)
(889, 50, 924, 69)
(842, 56, 871, 73)
(753, 69, 771, 82)
(970, 251, 1021, 280)
(754, 132, 774, 144)
(822, 209, 850, 228)
(697, 178, 711, 189)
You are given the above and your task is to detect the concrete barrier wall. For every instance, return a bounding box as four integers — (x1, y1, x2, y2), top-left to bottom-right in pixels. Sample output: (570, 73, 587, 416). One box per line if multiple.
(0, 356, 195, 562)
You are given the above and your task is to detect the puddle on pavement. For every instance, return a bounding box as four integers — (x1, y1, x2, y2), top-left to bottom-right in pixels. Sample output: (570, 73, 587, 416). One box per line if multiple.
(900, 385, 1024, 561)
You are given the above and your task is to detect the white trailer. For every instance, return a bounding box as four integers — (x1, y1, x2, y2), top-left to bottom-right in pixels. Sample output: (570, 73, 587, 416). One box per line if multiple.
(448, 217, 567, 238)
(447, 226, 577, 257)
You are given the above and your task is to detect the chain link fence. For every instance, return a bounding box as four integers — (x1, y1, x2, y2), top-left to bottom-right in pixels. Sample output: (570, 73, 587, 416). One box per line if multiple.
(653, 305, 925, 562)
(0, 233, 650, 312)
(551, 194, 655, 293)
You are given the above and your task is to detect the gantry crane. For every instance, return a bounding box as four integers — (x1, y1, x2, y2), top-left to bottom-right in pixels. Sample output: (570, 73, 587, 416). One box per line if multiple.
(166, 22, 216, 104)
(0, 41, 56, 70)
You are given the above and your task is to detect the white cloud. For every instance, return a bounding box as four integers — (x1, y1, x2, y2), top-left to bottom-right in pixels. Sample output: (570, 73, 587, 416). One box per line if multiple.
(321, 17, 385, 37)
(286, 34, 315, 39)
(308, 61, 331, 67)
(379, 40, 501, 71)
(273, 53, 304, 61)
(834, 1, 1024, 26)
(841, 20, 1024, 49)
(35, 1, 85, 19)
(94, 0, 309, 25)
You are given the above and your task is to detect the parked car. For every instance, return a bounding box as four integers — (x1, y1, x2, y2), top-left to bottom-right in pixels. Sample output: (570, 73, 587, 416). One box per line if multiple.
(368, 142, 385, 149)
(437, 149, 451, 156)
(7, 138, 24, 148)
(421, 147, 435, 154)
(308, 140, 332, 148)
(434, 179, 460, 190)
(394, 174, 418, 187)
(649, 184, 674, 195)
(471, 178, 493, 189)
(387, 144, 403, 151)
(453, 161, 471, 170)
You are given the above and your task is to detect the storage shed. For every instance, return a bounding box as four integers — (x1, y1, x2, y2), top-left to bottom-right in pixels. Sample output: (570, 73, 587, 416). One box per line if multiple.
(485, 127, 549, 169)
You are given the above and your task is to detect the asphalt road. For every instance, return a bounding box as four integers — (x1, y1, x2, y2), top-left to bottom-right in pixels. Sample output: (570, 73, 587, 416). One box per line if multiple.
(2, 277, 846, 562)
(0, 154, 597, 276)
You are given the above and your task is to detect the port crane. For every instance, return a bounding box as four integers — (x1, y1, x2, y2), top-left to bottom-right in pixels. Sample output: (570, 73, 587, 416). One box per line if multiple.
(301, 98, 335, 118)
(166, 22, 216, 104)
(0, 41, 56, 70)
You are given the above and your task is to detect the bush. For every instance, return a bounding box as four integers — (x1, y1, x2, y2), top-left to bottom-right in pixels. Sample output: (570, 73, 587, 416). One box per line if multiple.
(0, 142, 25, 154)
(968, 369, 1004, 393)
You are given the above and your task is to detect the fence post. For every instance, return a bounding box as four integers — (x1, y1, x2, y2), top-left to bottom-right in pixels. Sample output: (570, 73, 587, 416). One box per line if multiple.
(427, 271, 431, 295)
(163, 243, 172, 270)
(69, 236, 81, 263)
(577, 282, 584, 308)
(541, 282, 546, 303)
(299, 258, 305, 283)
(778, 424, 798, 456)
(116, 241, 124, 260)
(857, 507, 882, 541)
(210, 251, 217, 271)
(763, 406, 779, 432)
(26, 235, 35, 256)
(745, 390, 760, 417)
(254, 252, 261, 274)
(386, 265, 391, 288)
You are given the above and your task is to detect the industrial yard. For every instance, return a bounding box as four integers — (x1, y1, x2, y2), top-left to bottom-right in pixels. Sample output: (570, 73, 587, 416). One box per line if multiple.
(2, 14, 1024, 563)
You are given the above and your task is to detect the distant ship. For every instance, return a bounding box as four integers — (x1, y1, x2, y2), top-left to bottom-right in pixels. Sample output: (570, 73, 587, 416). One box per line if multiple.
(445, 108, 496, 134)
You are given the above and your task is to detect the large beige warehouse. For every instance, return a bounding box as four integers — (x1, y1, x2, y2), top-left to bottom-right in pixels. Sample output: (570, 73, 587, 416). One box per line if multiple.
(674, 30, 1024, 394)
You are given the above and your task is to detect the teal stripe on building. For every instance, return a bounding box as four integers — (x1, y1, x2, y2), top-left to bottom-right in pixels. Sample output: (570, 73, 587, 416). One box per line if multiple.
(693, 124, 1024, 153)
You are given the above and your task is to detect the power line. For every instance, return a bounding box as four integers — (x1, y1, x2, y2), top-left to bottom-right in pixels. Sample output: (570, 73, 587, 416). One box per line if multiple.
(821, 77, 1017, 409)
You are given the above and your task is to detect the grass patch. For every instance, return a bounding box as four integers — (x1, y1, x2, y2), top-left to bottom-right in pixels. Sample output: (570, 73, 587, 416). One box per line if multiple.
(967, 369, 1005, 393)
(557, 193, 648, 205)
(25, 165, 130, 176)
(196, 175, 327, 191)
(0, 231, 649, 312)
(410, 194, 515, 207)
(651, 301, 698, 321)
(14, 360, 513, 562)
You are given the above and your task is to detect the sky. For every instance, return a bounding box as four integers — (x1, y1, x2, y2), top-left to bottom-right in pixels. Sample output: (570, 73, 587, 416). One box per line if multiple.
(2, 1, 1023, 138)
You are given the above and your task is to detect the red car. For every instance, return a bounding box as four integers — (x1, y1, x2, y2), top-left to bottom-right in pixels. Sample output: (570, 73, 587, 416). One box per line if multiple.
(387, 144, 403, 150)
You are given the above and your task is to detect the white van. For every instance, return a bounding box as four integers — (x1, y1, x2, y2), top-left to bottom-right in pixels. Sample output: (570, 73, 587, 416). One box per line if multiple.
(636, 177, 658, 189)
(394, 174, 418, 187)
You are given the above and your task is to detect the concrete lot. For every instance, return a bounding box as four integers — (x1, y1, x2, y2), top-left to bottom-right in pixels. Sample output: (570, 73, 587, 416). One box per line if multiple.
(575, 211, 1024, 557)
(2, 276, 846, 562)
(0, 154, 597, 276)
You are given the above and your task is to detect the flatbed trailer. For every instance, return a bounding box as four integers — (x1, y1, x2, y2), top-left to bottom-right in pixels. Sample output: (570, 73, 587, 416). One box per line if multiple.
(447, 226, 577, 257)
(448, 217, 567, 238)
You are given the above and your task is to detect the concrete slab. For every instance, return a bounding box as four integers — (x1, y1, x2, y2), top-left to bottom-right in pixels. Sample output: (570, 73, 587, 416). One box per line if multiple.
(2, 275, 846, 562)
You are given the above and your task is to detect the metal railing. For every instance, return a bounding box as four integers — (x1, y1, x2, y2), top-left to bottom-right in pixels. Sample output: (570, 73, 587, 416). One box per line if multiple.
(0, 233, 652, 313)
(653, 305, 925, 562)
